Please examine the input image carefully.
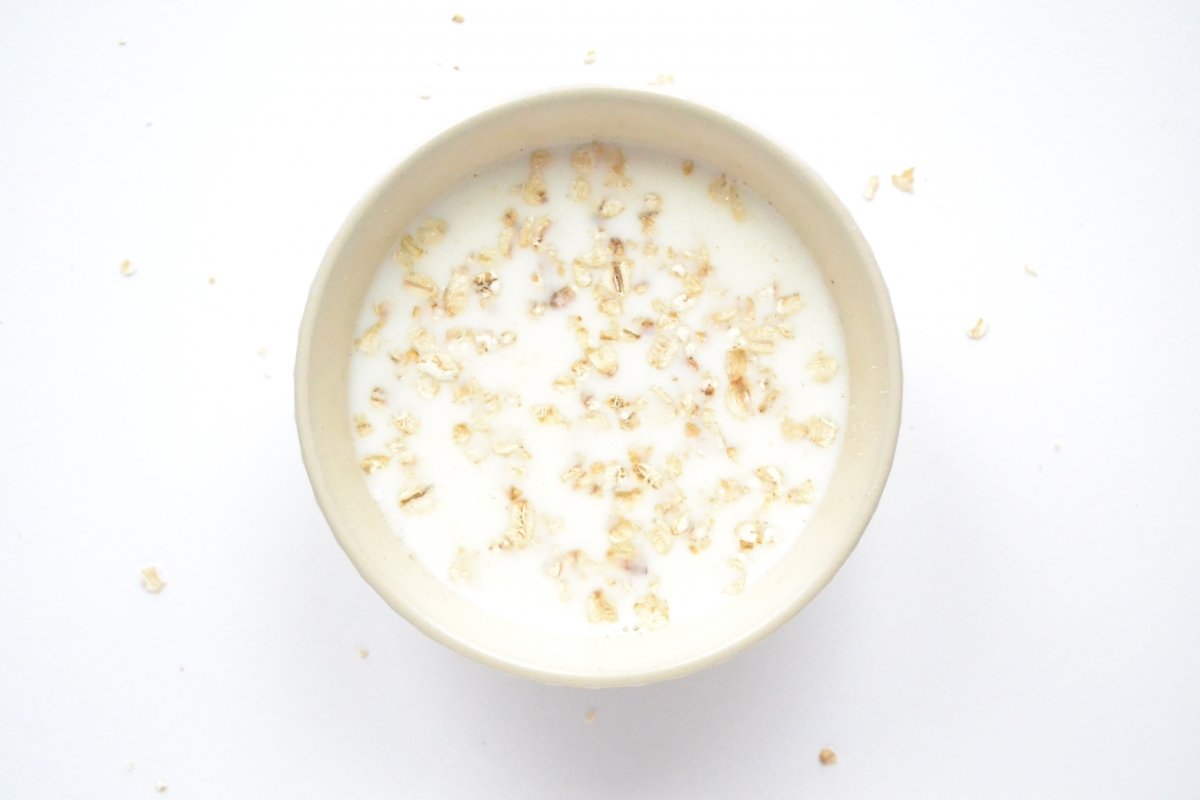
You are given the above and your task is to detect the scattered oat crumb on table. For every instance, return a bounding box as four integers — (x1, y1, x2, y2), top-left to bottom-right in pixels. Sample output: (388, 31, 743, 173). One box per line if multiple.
(584, 49, 597, 65)
(207, 276, 216, 285)
(649, 74, 674, 86)
(1024, 264, 1039, 277)
(585, 708, 597, 724)
(891, 167, 915, 193)
(819, 747, 838, 766)
(966, 318, 989, 340)
(451, 14, 464, 23)
(154, 780, 168, 793)
(863, 175, 880, 201)
(357, 647, 370, 659)
(140, 567, 165, 594)
(119, 259, 135, 277)
(122, 760, 135, 773)
(117, 39, 127, 46)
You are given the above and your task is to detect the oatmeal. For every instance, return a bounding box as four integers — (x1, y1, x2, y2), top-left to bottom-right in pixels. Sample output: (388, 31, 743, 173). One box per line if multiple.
(347, 143, 849, 635)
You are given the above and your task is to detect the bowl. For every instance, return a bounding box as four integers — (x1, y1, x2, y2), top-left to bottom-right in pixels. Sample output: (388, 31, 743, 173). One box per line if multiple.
(295, 87, 901, 687)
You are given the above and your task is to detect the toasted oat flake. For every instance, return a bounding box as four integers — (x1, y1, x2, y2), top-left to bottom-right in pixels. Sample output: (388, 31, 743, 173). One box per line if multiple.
(417, 218, 448, 246)
(892, 167, 915, 193)
(644, 519, 673, 554)
(403, 272, 437, 298)
(569, 177, 591, 202)
(725, 348, 749, 381)
(470, 331, 497, 354)
(819, 747, 838, 766)
(473, 271, 499, 298)
(598, 198, 624, 218)
(397, 484, 434, 512)
(726, 378, 752, 418)
(451, 13, 464, 22)
(353, 415, 373, 437)
(417, 353, 461, 382)
(632, 462, 664, 489)
(647, 333, 680, 369)
(782, 416, 839, 447)
(776, 293, 805, 316)
(807, 352, 839, 383)
(634, 591, 670, 627)
(416, 374, 440, 398)
(119, 259, 135, 277)
(519, 216, 552, 250)
(708, 174, 747, 221)
(681, 159, 694, 175)
(140, 567, 166, 594)
(355, 303, 389, 353)
(608, 518, 637, 543)
(610, 259, 631, 295)
(520, 173, 548, 207)
(369, 386, 386, 407)
(571, 147, 594, 175)
(606, 540, 639, 569)
(561, 464, 586, 487)
(737, 520, 767, 551)
(726, 559, 747, 595)
(532, 404, 567, 425)
(397, 235, 425, 266)
(755, 465, 783, 492)
(391, 411, 420, 435)
(550, 286, 576, 308)
(585, 708, 597, 724)
(787, 480, 816, 504)
(571, 261, 593, 287)
(357, 647, 369, 659)
(586, 589, 618, 623)
(360, 454, 390, 474)
(451, 422, 471, 443)
(492, 440, 531, 459)
(587, 345, 619, 377)
(967, 318, 989, 340)
(443, 271, 470, 316)
(863, 175, 880, 201)
(449, 547, 477, 583)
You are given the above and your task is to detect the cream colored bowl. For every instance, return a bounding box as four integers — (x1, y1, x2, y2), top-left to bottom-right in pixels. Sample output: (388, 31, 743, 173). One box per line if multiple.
(295, 87, 901, 687)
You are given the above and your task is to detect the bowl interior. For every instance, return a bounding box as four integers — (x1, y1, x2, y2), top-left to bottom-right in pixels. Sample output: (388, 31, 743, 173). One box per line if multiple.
(296, 88, 901, 687)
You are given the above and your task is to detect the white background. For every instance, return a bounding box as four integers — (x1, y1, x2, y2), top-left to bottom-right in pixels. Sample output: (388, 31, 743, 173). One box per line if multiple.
(2, 0, 1198, 797)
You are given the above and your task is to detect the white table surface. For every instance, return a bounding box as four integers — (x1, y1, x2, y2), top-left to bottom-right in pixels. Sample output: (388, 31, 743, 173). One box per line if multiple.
(3, 0, 1199, 796)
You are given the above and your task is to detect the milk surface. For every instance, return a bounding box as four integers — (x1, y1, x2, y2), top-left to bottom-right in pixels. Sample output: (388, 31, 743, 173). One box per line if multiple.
(347, 143, 848, 636)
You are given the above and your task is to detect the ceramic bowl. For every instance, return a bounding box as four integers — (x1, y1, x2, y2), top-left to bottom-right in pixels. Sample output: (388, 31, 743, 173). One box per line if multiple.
(295, 87, 901, 687)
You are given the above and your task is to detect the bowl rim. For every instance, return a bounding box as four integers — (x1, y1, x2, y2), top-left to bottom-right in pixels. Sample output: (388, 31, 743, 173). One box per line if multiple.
(295, 86, 902, 687)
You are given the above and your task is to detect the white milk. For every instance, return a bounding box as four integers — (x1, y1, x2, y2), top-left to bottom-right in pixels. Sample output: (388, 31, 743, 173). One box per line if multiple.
(347, 143, 848, 636)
